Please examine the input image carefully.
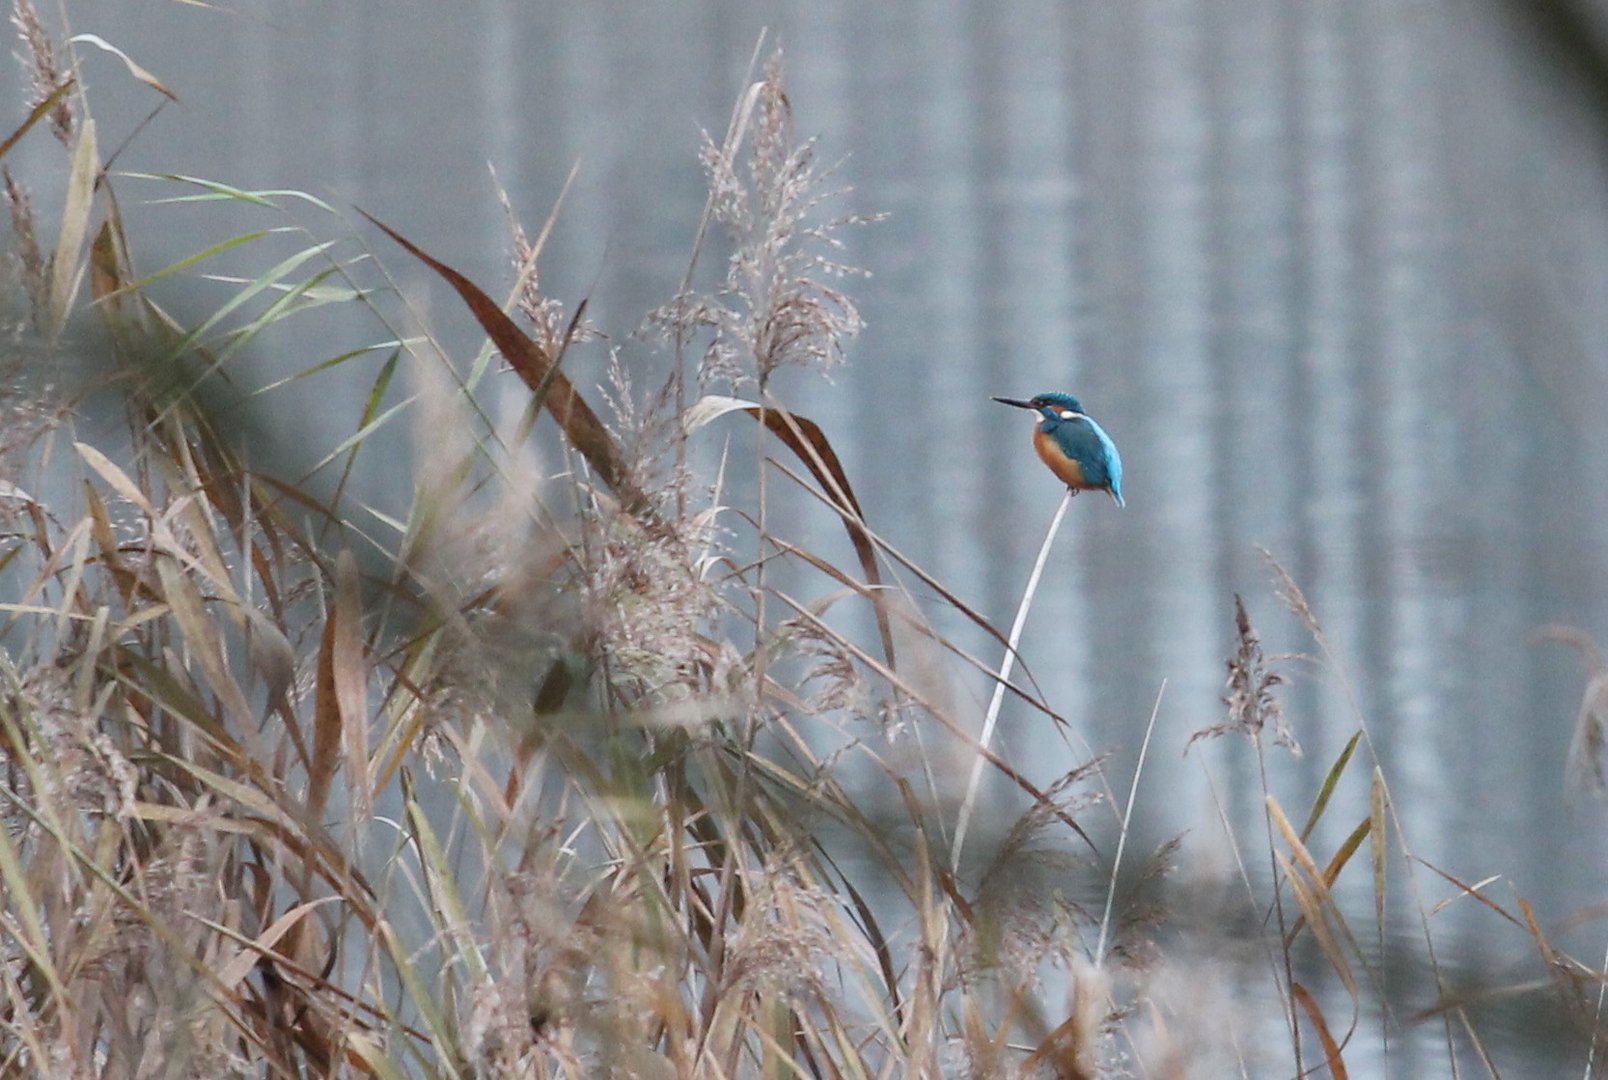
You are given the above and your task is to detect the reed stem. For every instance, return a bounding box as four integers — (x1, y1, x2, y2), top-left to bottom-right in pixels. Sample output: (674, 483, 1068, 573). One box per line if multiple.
(950, 488, 1072, 873)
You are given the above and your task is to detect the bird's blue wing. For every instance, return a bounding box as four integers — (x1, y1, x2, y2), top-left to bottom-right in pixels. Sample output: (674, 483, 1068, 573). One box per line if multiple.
(1053, 417, 1123, 504)
(1092, 418, 1123, 505)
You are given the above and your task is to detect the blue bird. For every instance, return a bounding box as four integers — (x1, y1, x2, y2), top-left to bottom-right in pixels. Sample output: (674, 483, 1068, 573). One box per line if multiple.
(993, 392, 1124, 507)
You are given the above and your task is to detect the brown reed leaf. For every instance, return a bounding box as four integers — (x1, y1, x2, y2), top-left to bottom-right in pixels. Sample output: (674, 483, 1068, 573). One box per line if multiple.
(1277, 851, 1357, 1000)
(1284, 815, 1370, 950)
(309, 599, 342, 826)
(332, 549, 369, 818)
(1291, 981, 1349, 1080)
(359, 209, 649, 517)
(686, 393, 893, 666)
(88, 217, 120, 311)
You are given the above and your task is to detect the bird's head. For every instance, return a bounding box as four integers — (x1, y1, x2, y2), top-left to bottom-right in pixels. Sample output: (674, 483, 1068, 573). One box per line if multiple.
(992, 392, 1086, 421)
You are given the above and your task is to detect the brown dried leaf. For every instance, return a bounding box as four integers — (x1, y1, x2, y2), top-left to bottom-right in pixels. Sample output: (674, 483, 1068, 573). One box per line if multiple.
(309, 596, 342, 825)
(1292, 981, 1349, 1080)
(686, 394, 893, 667)
(358, 209, 647, 515)
(89, 218, 121, 310)
(333, 550, 369, 817)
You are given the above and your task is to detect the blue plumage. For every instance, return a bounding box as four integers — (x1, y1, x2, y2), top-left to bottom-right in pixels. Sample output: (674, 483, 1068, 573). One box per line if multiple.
(993, 391, 1125, 507)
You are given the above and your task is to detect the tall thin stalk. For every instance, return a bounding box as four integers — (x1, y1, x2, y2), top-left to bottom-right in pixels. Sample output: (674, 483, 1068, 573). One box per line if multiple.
(951, 489, 1071, 873)
(1095, 679, 1166, 961)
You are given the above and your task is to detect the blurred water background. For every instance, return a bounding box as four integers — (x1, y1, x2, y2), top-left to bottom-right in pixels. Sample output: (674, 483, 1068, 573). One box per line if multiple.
(13, 1, 1608, 1073)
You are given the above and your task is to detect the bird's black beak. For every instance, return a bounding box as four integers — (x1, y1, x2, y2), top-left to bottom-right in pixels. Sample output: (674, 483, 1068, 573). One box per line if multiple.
(992, 396, 1034, 410)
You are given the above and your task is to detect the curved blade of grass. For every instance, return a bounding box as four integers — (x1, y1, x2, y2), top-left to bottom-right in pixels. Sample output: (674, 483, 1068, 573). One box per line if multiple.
(300, 393, 413, 483)
(952, 490, 1070, 873)
(215, 897, 339, 991)
(811, 842, 902, 1020)
(327, 346, 401, 509)
(158, 240, 336, 361)
(251, 340, 407, 397)
(1269, 796, 1326, 900)
(69, 33, 177, 100)
(210, 265, 347, 360)
(1292, 982, 1350, 1080)
(190, 906, 428, 1041)
(201, 273, 368, 305)
(112, 647, 235, 748)
(1300, 729, 1361, 842)
(76, 440, 156, 517)
(100, 227, 285, 298)
(358, 208, 648, 515)
(119, 171, 338, 213)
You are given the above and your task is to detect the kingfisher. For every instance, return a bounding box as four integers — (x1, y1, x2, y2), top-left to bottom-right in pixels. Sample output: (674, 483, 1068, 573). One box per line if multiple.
(993, 392, 1125, 506)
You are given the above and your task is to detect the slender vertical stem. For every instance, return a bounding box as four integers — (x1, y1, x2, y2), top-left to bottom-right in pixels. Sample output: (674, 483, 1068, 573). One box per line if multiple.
(950, 489, 1072, 873)
(753, 377, 770, 720)
(1095, 679, 1166, 961)
(1258, 738, 1303, 1075)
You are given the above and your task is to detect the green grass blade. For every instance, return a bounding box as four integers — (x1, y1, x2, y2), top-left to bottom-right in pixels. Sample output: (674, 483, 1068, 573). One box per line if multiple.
(250, 340, 409, 396)
(1300, 729, 1361, 842)
(117, 172, 339, 213)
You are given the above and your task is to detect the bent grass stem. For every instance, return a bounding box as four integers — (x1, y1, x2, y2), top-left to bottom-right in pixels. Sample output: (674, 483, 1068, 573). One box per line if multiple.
(950, 489, 1071, 873)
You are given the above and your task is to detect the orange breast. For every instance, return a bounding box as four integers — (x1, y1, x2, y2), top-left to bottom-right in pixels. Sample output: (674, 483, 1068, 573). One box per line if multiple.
(1033, 426, 1088, 488)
